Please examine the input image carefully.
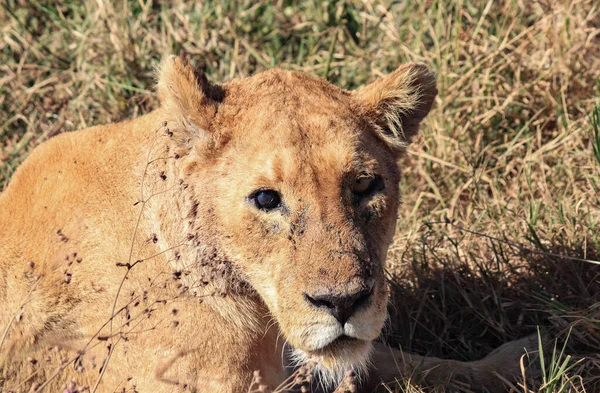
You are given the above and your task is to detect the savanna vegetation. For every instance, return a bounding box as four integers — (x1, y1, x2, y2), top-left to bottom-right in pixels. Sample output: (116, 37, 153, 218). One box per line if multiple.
(1, 0, 599, 391)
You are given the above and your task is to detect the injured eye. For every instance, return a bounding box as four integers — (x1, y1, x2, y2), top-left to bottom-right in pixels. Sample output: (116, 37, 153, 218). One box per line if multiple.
(352, 174, 384, 198)
(250, 189, 282, 211)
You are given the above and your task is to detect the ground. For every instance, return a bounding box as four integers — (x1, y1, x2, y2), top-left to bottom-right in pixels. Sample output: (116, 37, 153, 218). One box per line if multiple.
(1, 1, 599, 392)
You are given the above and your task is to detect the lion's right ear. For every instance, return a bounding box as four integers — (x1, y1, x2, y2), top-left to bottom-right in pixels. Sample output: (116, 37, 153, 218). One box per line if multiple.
(355, 63, 437, 152)
(156, 55, 223, 134)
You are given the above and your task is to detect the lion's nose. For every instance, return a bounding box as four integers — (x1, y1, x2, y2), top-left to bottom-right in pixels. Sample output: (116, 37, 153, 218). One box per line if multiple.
(303, 285, 374, 325)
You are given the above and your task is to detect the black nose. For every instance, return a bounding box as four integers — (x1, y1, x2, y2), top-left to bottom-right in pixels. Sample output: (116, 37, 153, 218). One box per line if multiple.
(304, 286, 374, 325)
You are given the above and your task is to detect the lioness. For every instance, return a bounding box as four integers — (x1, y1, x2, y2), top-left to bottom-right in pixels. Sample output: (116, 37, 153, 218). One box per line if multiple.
(0, 56, 534, 393)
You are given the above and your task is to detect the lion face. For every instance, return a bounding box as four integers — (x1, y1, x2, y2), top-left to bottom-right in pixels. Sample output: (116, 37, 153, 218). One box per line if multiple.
(157, 57, 437, 380)
(210, 88, 398, 377)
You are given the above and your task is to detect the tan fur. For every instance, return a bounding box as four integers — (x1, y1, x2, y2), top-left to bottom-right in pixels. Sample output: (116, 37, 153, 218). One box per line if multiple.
(0, 56, 532, 393)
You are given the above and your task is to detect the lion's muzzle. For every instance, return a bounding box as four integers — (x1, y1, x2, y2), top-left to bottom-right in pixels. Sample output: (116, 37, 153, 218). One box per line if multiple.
(303, 282, 374, 325)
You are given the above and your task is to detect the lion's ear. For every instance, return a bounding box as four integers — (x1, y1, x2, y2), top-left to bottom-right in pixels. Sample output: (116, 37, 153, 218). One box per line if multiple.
(156, 55, 224, 134)
(355, 63, 437, 151)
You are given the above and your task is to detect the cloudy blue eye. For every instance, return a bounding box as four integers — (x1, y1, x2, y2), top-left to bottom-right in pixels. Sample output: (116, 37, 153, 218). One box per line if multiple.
(252, 190, 281, 211)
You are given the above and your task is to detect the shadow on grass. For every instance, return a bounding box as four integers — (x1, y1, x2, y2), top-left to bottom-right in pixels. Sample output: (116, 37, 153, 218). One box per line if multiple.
(384, 224, 600, 391)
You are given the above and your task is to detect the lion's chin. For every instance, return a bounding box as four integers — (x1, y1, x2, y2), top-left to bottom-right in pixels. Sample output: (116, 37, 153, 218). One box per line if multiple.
(290, 337, 373, 388)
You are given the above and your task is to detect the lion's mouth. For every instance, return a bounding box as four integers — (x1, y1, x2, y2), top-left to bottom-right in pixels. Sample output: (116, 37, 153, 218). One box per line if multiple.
(297, 334, 372, 378)
(312, 335, 361, 353)
(331, 335, 358, 345)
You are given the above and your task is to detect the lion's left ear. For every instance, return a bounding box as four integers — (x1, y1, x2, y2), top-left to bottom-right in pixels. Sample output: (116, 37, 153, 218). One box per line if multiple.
(355, 63, 437, 151)
(156, 55, 224, 135)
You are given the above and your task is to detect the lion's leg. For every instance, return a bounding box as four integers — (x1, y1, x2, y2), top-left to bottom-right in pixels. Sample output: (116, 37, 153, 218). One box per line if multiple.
(0, 297, 286, 393)
(364, 335, 538, 393)
(106, 299, 287, 393)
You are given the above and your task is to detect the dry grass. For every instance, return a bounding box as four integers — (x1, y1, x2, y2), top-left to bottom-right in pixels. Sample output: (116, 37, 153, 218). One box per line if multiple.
(1, 0, 599, 392)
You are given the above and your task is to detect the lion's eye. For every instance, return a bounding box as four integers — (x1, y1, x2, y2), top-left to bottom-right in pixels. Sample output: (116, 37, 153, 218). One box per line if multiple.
(352, 175, 384, 197)
(353, 177, 373, 194)
(252, 190, 281, 211)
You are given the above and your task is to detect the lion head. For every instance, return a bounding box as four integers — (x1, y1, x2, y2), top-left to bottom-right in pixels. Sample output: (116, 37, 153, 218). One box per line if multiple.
(156, 56, 437, 384)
